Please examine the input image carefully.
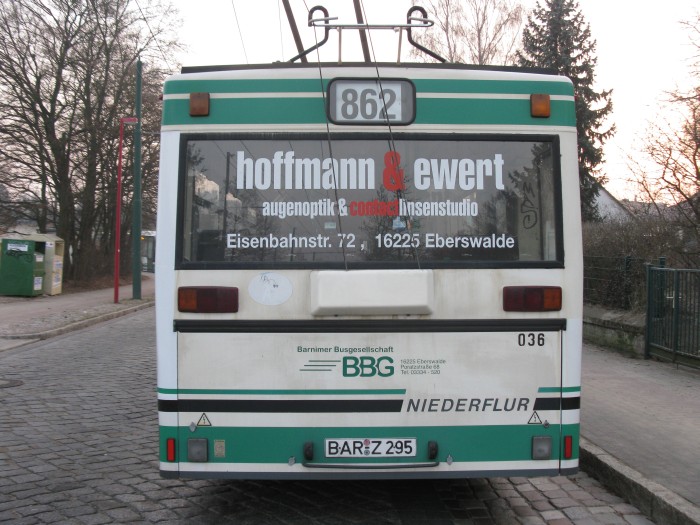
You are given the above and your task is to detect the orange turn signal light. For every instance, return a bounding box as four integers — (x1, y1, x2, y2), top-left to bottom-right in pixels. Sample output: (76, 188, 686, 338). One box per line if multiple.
(530, 94, 551, 118)
(189, 92, 210, 116)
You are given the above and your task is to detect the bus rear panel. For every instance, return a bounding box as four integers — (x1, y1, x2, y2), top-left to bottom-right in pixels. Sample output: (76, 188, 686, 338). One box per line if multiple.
(156, 63, 582, 479)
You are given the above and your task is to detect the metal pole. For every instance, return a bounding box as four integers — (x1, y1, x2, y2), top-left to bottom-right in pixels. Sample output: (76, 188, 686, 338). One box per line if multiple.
(644, 263, 652, 359)
(352, 0, 371, 62)
(222, 153, 230, 260)
(114, 117, 138, 303)
(281, 0, 307, 63)
(132, 59, 143, 300)
(672, 270, 680, 362)
(114, 121, 125, 304)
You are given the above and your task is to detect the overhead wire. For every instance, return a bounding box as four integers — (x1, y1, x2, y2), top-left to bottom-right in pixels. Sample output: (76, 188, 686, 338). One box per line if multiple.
(358, 0, 422, 269)
(277, 0, 285, 59)
(133, 0, 172, 69)
(305, 1, 350, 270)
(231, 1, 249, 64)
(299, 1, 423, 269)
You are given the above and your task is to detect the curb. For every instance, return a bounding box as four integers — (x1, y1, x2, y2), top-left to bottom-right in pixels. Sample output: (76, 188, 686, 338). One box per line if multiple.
(580, 437, 700, 525)
(0, 299, 154, 347)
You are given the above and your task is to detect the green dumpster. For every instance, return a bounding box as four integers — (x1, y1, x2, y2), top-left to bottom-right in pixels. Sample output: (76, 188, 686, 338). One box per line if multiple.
(0, 239, 46, 296)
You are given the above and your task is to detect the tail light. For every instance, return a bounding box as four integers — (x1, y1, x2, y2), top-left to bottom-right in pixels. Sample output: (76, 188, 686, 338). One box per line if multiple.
(564, 435, 573, 459)
(166, 438, 176, 462)
(178, 286, 239, 313)
(503, 286, 562, 312)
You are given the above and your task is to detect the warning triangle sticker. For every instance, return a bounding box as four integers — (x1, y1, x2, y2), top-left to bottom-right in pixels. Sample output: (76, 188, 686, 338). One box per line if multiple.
(528, 412, 542, 425)
(197, 413, 212, 427)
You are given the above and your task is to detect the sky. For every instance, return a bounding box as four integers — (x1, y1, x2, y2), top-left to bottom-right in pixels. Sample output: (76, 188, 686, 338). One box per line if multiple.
(168, 0, 699, 200)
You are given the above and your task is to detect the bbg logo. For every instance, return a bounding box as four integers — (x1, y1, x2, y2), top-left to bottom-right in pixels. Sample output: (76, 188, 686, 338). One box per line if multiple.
(342, 356, 394, 377)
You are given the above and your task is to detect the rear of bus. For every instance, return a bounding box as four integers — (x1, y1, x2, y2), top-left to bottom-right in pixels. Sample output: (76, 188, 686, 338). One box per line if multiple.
(156, 63, 582, 479)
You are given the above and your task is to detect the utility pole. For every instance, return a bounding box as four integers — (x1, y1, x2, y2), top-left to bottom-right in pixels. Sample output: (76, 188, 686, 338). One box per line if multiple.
(132, 58, 143, 299)
(114, 117, 138, 304)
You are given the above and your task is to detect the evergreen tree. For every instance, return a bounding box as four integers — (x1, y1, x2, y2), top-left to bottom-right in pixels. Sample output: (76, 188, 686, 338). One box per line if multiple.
(517, 0, 614, 221)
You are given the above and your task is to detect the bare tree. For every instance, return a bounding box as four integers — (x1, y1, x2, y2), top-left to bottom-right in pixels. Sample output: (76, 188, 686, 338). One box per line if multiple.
(631, 12, 700, 266)
(410, 0, 524, 65)
(0, 176, 19, 235)
(0, 0, 176, 281)
(0, 0, 84, 236)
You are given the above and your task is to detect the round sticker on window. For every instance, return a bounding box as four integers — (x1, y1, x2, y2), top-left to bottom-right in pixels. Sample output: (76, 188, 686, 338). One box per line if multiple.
(248, 272, 293, 306)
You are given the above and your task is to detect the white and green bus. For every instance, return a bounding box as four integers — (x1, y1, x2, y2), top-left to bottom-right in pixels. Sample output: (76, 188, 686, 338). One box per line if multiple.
(156, 15, 582, 480)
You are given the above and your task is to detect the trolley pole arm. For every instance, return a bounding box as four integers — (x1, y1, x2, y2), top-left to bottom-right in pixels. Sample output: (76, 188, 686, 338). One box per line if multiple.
(282, 0, 308, 63)
(406, 6, 447, 63)
(352, 0, 371, 62)
(288, 5, 446, 64)
(288, 6, 331, 63)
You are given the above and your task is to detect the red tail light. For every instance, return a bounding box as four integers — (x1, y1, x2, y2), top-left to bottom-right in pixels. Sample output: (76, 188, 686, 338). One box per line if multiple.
(166, 438, 176, 462)
(178, 286, 239, 313)
(564, 435, 573, 459)
(503, 286, 562, 312)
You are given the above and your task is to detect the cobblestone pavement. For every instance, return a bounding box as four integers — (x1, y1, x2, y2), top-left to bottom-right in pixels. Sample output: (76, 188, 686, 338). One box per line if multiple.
(0, 310, 655, 524)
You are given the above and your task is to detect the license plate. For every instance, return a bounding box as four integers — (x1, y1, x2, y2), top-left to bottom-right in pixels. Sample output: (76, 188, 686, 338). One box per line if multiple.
(325, 438, 417, 458)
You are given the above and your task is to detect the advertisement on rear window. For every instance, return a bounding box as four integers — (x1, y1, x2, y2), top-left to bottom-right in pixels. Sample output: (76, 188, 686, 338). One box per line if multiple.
(179, 135, 560, 267)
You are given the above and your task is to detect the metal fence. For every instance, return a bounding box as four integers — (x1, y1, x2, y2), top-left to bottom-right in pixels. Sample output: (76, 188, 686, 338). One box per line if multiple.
(583, 256, 649, 310)
(646, 266, 700, 367)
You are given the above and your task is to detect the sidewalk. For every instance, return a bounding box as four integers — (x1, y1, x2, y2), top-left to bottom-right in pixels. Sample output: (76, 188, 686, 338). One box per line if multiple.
(0, 275, 154, 351)
(0, 283, 698, 525)
(580, 345, 700, 525)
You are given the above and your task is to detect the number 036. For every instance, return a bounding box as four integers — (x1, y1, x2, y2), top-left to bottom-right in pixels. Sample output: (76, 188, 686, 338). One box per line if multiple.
(518, 333, 545, 347)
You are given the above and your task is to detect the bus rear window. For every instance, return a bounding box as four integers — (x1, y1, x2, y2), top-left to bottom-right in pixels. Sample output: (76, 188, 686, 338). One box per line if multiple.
(177, 134, 562, 268)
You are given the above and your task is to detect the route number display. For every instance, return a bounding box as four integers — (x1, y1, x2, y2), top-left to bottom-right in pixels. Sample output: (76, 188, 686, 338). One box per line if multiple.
(328, 79, 415, 124)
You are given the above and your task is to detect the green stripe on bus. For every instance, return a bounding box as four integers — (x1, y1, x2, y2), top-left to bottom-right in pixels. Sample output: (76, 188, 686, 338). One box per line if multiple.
(161, 97, 575, 127)
(538, 386, 581, 393)
(163, 78, 573, 97)
(412, 78, 574, 96)
(158, 388, 407, 395)
(159, 424, 579, 463)
(161, 97, 324, 125)
(415, 98, 575, 126)
(164, 78, 327, 95)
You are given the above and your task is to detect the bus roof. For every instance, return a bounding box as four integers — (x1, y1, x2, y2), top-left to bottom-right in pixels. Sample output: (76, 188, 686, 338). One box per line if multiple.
(180, 62, 559, 77)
